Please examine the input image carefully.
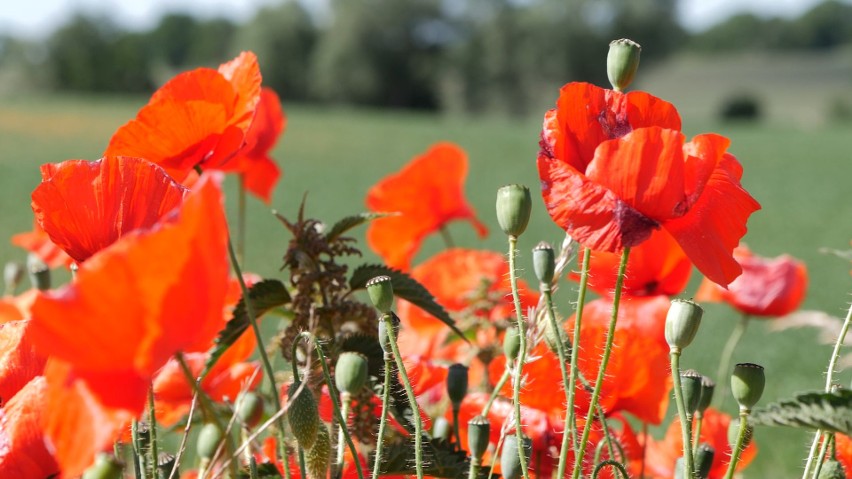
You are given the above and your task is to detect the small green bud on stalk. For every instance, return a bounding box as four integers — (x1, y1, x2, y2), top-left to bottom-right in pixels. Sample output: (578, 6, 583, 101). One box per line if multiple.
(467, 415, 491, 461)
(731, 363, 765, 411)
(367, 275, 394, 314)
(82, 453, 123, 479)
(157, 453, 177, 479)
(447, 363, 469, 407)
(26, 253, 50, 291)
(694, 444, 714, 479)
(544, 317, 571, 358)
(697, 376, 715, 415)
(236, 391, 265, 429)
(532, 242, 555, 285)
(288, 381, 320, 450)
(196, 423, 224, 460)
(607, 39, 641, 91)
(307, 424, 332, 479)
(818, 459, 847, 479)
(378, 312, 401, 357)
(503, 326, 521, 361)
(432, 416, 452, 441)
(727, 417, 754, 451)
(495, 185, 532, 238)
(665, 299, 703, 352)
(3, 261, 23, 295)
(681, 369, 704, 416)
(335, 352, 369, 394)
(501, 435, 532, 479)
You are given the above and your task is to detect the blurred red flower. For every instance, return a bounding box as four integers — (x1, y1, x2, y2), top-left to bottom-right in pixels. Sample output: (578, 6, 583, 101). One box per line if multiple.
(538, 82, 760, 287)
(11, 221, 74, 269)
(31, 156, 188, 263)
(105, 52, 262, 181)
(366, 143, 488, 270)
(0, 319, 46, 406)
(696, 246, 808, 317)
(28, 175, 230, 476)
(837, 434, 852, 472)
(0, 377, 59, 478)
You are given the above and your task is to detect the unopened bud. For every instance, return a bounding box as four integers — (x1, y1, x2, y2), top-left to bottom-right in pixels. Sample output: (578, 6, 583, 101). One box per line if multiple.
(82, 453, 123, 479)
(447, 363, 469, 407)
(818, 459, 847, 479)
(503, 326, 521, 361)
(496, 185, 531, 238)
(4, 261, 23, 295)
(288, 381, 320, 449)
(433, 416, 452, 441)
(467, 415, 491, 461)
(27, 253, 50, 291)
(607, 38, 641, 91)
(335, 352, 369, 394)
(366, 275, 394, 314)
(307, 425, 331, 479)
(694, 444, 714, 479)
(236, 391, 264, 429)
(697, 376, 715, 415)
(501, 435, 532, 479)
(196, 423, 223, 460)
(731, 363, 765, 411)
(681, 369, 703, 416)
(665, 299, 703, 352)
(378, 312, 401, 357)
(532, 242, 555, 285)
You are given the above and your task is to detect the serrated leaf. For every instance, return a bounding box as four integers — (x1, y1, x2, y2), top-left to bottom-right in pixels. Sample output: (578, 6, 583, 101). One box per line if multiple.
(376, 437, 494, 478)
(349, 264, 466, 341)
(750, 389, 852, 434)
(202, 279, 291, 377)
(325, 212, 396, 242)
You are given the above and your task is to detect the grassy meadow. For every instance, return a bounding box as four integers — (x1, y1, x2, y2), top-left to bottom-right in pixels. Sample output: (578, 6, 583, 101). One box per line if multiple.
(1, 84, 851, 477)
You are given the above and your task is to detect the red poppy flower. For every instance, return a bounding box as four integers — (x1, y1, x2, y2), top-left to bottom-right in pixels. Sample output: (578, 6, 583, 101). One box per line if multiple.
(837, 434, 852, 472)
(366, 143, 488, 270)
(11, 221, 74, 269)
(0, 376, 59, 478)
(0, 320, 46, 405)
(696, 245, 807, 317)
(538, 82, 760, 287)
(643, 408, 757, 479)
(31, 156, 188, 263)
(105, 52, 262, 181)
(28, 175, 230, 476)
(215, 87, 286, 203)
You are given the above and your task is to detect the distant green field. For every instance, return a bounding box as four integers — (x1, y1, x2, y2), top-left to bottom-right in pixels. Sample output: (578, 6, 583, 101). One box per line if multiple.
(1, 93, 851, 477)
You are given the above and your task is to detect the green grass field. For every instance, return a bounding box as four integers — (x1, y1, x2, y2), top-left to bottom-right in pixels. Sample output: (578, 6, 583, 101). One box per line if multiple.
(1, 91, 851, 477)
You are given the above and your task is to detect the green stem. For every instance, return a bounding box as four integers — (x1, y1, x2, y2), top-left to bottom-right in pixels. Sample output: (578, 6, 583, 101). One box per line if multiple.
(336, 395, 352, 475)
(544, 282, 575, 479)
(566, 247, 592, 462)
(467, 457, 481, 479)
(383, 317, 424, 479)
(249, 456, 260, 479)
(507, 235, 530, 479)
(715, 315, 750, 408)
(147, 386, 158, 479)
(453, 405, 462, 447)
(723, 412, 749, 479)
(572, 247, 630, 479)
(482, 368, 510, 417)
(237, 174, 247, 266)
(131, 420, 144, 479)
(373, 357, 393, 479)
(591, 460, 629, 479)
(692, 412, 703, 457)
(671, 351, 695, 478)
(440, 226, 455, 248)
(811, 432, 832, 479)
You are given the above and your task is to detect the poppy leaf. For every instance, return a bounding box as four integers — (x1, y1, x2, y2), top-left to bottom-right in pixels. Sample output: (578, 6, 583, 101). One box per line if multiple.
(376, 436, 492, 478)
(750, 389, 852, 435)
(203, 279, 291, 378)
(349, 264, 467, 341)
(325, 212, 397, 243)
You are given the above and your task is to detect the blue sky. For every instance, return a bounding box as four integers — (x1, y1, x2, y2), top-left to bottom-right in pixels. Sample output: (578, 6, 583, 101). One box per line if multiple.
(0, 0, 839, 39)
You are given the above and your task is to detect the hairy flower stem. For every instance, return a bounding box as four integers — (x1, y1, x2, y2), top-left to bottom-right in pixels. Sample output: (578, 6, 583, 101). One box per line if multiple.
(131, 420, 145, 479)
(507, 235, 530, 479)
(147, 385, 159, 479)
(336, 395, 352, 475)
(671, 351, 695, 478)
(811, 432, 832, 479)
(592, 460, 629, 479)
(566, 247, 592, 461)
(802, 300, 852, 477)
(467, 457, 481, 479)
(724, 411, 749, 479)
(482, 368, 510, 417)
(571, 247, 630, 479)
(373, 352, 393, 479)
(453, 406, 462, 447)
(692, 412, 704, 457)
(542, 282, 575, 478)
(715, 314, 750, 408)
(382, 317, 425, 479)
(237, 174, 247, 265)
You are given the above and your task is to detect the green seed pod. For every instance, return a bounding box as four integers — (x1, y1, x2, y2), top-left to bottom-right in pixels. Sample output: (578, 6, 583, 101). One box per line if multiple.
(681, 369, 704, 416)
(818, 459, 847, 479)
(727, 417, 754, 451)
(501, 435, 532, 479)
(731, 363, 765, 411)
(26, 253, 50, 291)
(532, 242, 555, 285)
(3, 261, 23, 295)
(607, 38, 641, 91)
(665, 299, 703, 352)
(503, 326, 521, 361)
(335, 352, 369, 394)
(82, 453, 123, 479)
(697, 376, 715, 415)
(307, 424, 332, 479)
(467, 415, 491, 461)
(196, 422, 224, 460)
(694, 443, 715, 479)
(288, 381, 320, 450)
(432, 416, 452, 441)
(237, 391, 265, 429)
(544, 317, 571, 358)
(495, 184, 532, 238)
(157, 453, 177, 479)
(366, 275, 394, 314)
(447, 363, 469, 407)
(378, 313, 401, 357)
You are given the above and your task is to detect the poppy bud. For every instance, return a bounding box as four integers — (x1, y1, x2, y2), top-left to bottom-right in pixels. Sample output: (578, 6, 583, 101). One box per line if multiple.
(681, 369, 703, 416)
(501, 434, 532, 479)
(818, 459, 847, 479)
(288, 381, 320, 450)
(196, 422, 223, 460)
(694, 444, 714, 479)
(26, 253, 50, 291)
(236, 391, 264, 429)
(433, 416, 452, 441)
(697, 376, 715, 415)
(496, 184, 532, 238)
(532, 242, 555, 285)
(727, 417, 754, 451)
(503, 326, 521, 361)
(335, 352, 369, 395)
(378, 312, 401, 357)
(157, 453, 177, 479)
(665, 299, 703, 352)
(366, 275, 394, 314)
(607, 38, 641, 91)
(82, 453, 123, 479)
(447, 363, 469, 407)
(307, 424, 331, 479)
(731, 363, 765, 411)
(467, 415, 491, 461)
(544, 317, 571, 358)
(3, 261, 23, 295)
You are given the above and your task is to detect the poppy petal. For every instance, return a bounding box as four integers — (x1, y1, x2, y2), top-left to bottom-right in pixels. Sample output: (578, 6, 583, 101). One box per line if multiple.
(11, 221, 74, 269)
(0, 377, 59, 479)
(0, 320, 46, 403)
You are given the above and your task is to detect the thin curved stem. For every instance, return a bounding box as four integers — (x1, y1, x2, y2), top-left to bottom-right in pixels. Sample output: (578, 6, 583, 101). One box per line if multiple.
(671, 351, 694, 478)
(336, 395, 352, 476)
(692, 412, 704, 457)
(715, 315, 750, 408)
(482, 368, 510, 417)
(507, 235, 530, 479)
(566, 247, 592, 463)
(592, 460, 629, 479)
(440, 226, 455, 248)
(383, 318, 424, 479)
(237, 174, 247, 265)
(544, 283, 574, 479)
(811, 432, 832, 479)
(147, 385, 159, 479)
(723, 412, 749, 479)
(372, 357, 393, 479)
(572, 247, 630, 479)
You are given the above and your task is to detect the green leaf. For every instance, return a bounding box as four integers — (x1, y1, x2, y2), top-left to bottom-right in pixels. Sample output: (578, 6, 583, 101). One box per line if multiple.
(202, 279, 291, 378)
(349, 264, 466, 341)
(325, 212, 396, 242)
(750, 389, 852, 434)
(377, 437, 493, 478)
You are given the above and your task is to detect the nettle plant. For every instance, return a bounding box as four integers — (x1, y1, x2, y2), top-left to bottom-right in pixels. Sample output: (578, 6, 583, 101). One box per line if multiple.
(1, 40, 850, 479)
